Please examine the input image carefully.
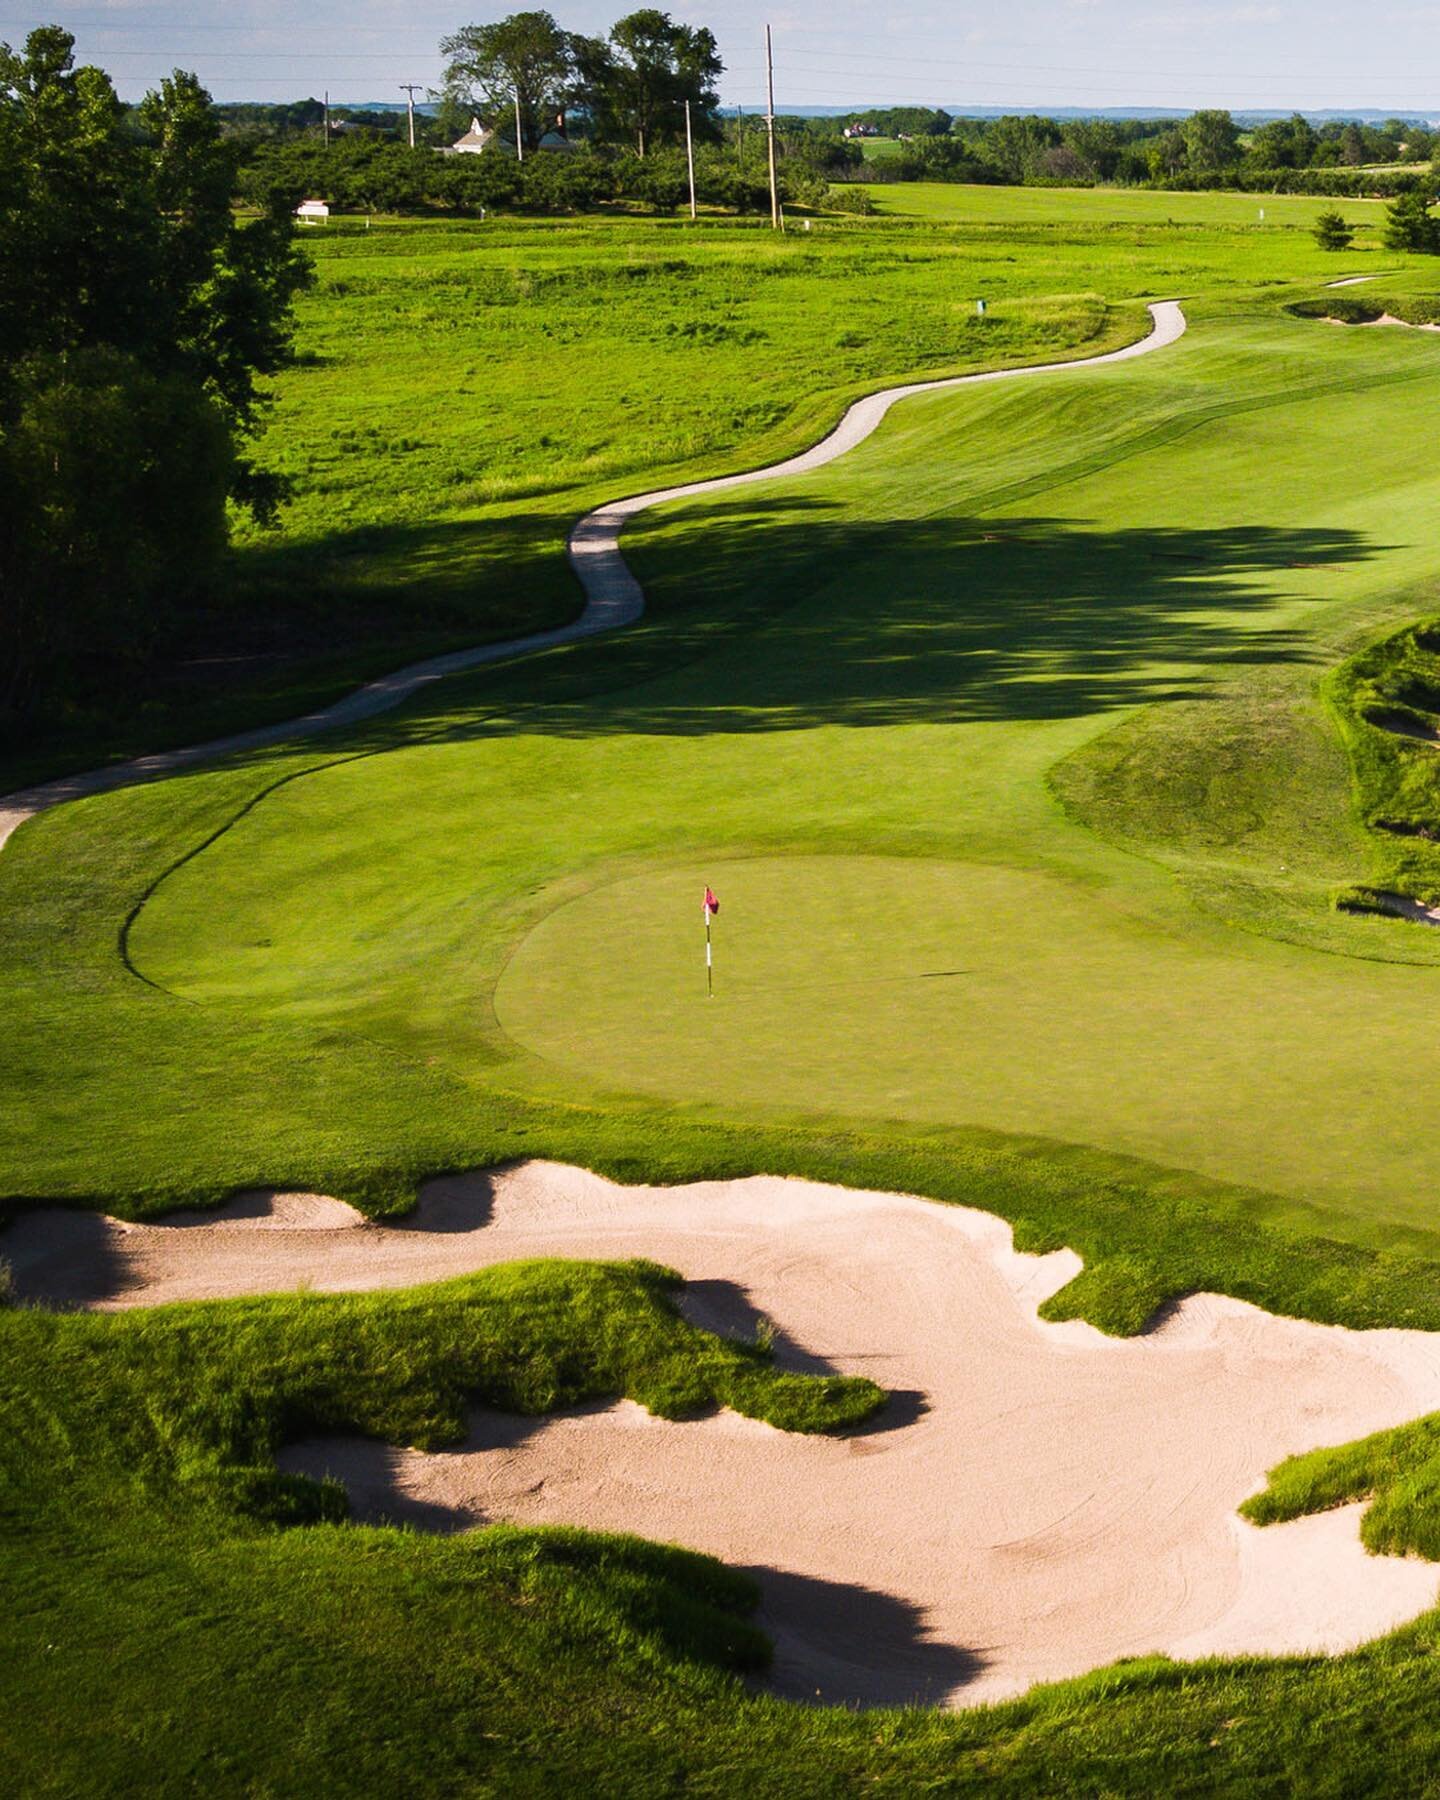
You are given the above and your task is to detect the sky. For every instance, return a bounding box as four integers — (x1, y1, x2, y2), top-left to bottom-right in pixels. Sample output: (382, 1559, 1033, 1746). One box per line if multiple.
(2, 0, 1437, 114)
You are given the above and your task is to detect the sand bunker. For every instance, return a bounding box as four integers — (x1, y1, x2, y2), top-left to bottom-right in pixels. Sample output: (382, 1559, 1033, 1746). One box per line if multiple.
(9, 1161, 1440, 1708)
(1324, 313, 1440, 331)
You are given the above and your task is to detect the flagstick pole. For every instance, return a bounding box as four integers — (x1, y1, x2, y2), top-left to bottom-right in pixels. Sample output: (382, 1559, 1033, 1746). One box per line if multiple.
(706, 913, 713, 997)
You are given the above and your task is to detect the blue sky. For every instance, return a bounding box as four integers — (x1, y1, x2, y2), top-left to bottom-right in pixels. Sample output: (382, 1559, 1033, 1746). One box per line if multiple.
(2, 1, 1436, 113)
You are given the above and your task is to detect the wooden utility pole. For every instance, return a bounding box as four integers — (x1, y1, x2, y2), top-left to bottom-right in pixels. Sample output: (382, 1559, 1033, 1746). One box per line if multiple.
(323, 90, 331, 147)
(514, 88, 525, 162)
(684, 99, 697, 220)
(400, 84, 422, 149)
(764, 25, 779, 230)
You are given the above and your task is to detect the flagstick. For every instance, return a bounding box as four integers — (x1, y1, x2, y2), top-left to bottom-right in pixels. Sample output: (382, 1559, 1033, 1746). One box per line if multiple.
(706, 912, 713, 997)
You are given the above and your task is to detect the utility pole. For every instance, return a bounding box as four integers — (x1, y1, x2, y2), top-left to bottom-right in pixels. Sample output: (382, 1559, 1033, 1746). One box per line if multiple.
(323, 89, 330, 147)
(736, 103, 744, 168)
(514, 87, 524, 162)
(684, 99, 697, 220)
(400, 83, 422, 149)
(764, 25, 779, 230)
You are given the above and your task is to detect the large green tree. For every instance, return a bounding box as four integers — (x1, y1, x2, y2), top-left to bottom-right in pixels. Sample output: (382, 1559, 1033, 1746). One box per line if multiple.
(1249, 113, 1318, 170)
(0, 27, 311, 719)
(439, 11, 576, 153)
(574, 10, 722, 157)
(1181, 109, 1240, 176)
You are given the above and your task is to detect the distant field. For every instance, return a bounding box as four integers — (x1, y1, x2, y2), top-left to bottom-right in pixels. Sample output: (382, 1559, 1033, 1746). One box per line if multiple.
(860, 179, 1389, 227)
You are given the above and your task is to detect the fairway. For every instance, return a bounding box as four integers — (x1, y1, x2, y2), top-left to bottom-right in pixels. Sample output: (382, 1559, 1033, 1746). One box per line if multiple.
(121, 298, 1440, 1236)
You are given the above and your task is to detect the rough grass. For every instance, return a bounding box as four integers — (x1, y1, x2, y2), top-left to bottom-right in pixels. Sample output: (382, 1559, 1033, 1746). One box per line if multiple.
(1287, 291, 1440, 328)
(1321, 615, 1440, 912)
(1244, 1414, 1440, 1560)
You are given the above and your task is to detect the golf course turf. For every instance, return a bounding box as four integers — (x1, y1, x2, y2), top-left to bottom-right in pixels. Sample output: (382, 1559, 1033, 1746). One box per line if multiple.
(12, 190, 1440, 1788)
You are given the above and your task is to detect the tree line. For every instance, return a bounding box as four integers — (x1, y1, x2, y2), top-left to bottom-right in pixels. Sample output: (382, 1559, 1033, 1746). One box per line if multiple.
(840, 110, 1440, 198)
(0, 27, 310, 736)
(236, 131, 825, 219)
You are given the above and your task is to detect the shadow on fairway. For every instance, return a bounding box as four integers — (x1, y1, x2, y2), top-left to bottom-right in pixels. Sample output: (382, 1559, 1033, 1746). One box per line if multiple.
(320, 504, 1381, 756)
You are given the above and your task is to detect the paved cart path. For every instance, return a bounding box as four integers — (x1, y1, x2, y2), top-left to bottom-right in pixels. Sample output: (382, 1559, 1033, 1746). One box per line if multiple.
(0, 303, 1185, 854)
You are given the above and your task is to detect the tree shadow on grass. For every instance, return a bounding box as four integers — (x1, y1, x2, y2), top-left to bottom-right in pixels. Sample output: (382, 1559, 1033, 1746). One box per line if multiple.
(334, 500, 1382, 752)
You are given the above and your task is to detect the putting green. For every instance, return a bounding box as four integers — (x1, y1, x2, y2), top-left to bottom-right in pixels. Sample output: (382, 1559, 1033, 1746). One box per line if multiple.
(494, 853, 1440, 1226)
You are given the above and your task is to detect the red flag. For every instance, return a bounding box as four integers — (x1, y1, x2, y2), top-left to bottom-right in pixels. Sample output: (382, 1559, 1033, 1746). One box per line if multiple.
(704, 887, 719, 917)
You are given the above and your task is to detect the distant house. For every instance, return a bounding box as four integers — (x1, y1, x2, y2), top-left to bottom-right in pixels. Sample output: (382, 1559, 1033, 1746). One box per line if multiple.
(294, 198, 330, 223)
(451, 116, 511, 156)
(843, 123, 880, 141)
(444, 114, 575, 157)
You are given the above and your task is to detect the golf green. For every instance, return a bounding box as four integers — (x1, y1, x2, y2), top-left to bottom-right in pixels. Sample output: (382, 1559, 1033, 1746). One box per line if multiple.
(493, 850, 1440, 1226)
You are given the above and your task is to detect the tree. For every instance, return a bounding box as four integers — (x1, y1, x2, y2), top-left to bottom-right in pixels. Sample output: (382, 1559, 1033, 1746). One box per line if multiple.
(439, 12, 575, 154)
(980, 115, 1060, 182)
(1250, 113, 1317, 171)
(1181, 110, 1240, 177)
(1338, 122, 1366, 167)
(0, 28, 312, 716)
(1383, 188, 1440, 253)
(1146, 128, 1187, 181)
(1312, 208, 1355, 251)
(574, 10, 722, 158)
(1061, 118, 1121, 181)
(0, 351, 234, 713)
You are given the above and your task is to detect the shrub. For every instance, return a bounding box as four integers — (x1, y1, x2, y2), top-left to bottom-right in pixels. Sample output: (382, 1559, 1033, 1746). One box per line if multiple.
(1383, 188, 1440, 253)
(826, 184, 875, 215)
(1312, 208, 1354, 251)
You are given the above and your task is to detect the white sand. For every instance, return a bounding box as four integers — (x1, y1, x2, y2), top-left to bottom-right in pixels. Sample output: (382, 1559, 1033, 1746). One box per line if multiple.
(9, 1158, 1439, 1709)
(0, 303, 1186, 854)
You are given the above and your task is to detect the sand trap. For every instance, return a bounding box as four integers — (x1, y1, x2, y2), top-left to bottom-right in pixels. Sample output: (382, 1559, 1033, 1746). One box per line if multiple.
(9, 1160, 1440, 1708)
(1344, 890, 1440, 928)
(1324, 312, 1440, 331)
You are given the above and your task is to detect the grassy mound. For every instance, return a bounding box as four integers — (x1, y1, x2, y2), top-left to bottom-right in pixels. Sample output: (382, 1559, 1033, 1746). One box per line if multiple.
(1327, 617, 1440, 913)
